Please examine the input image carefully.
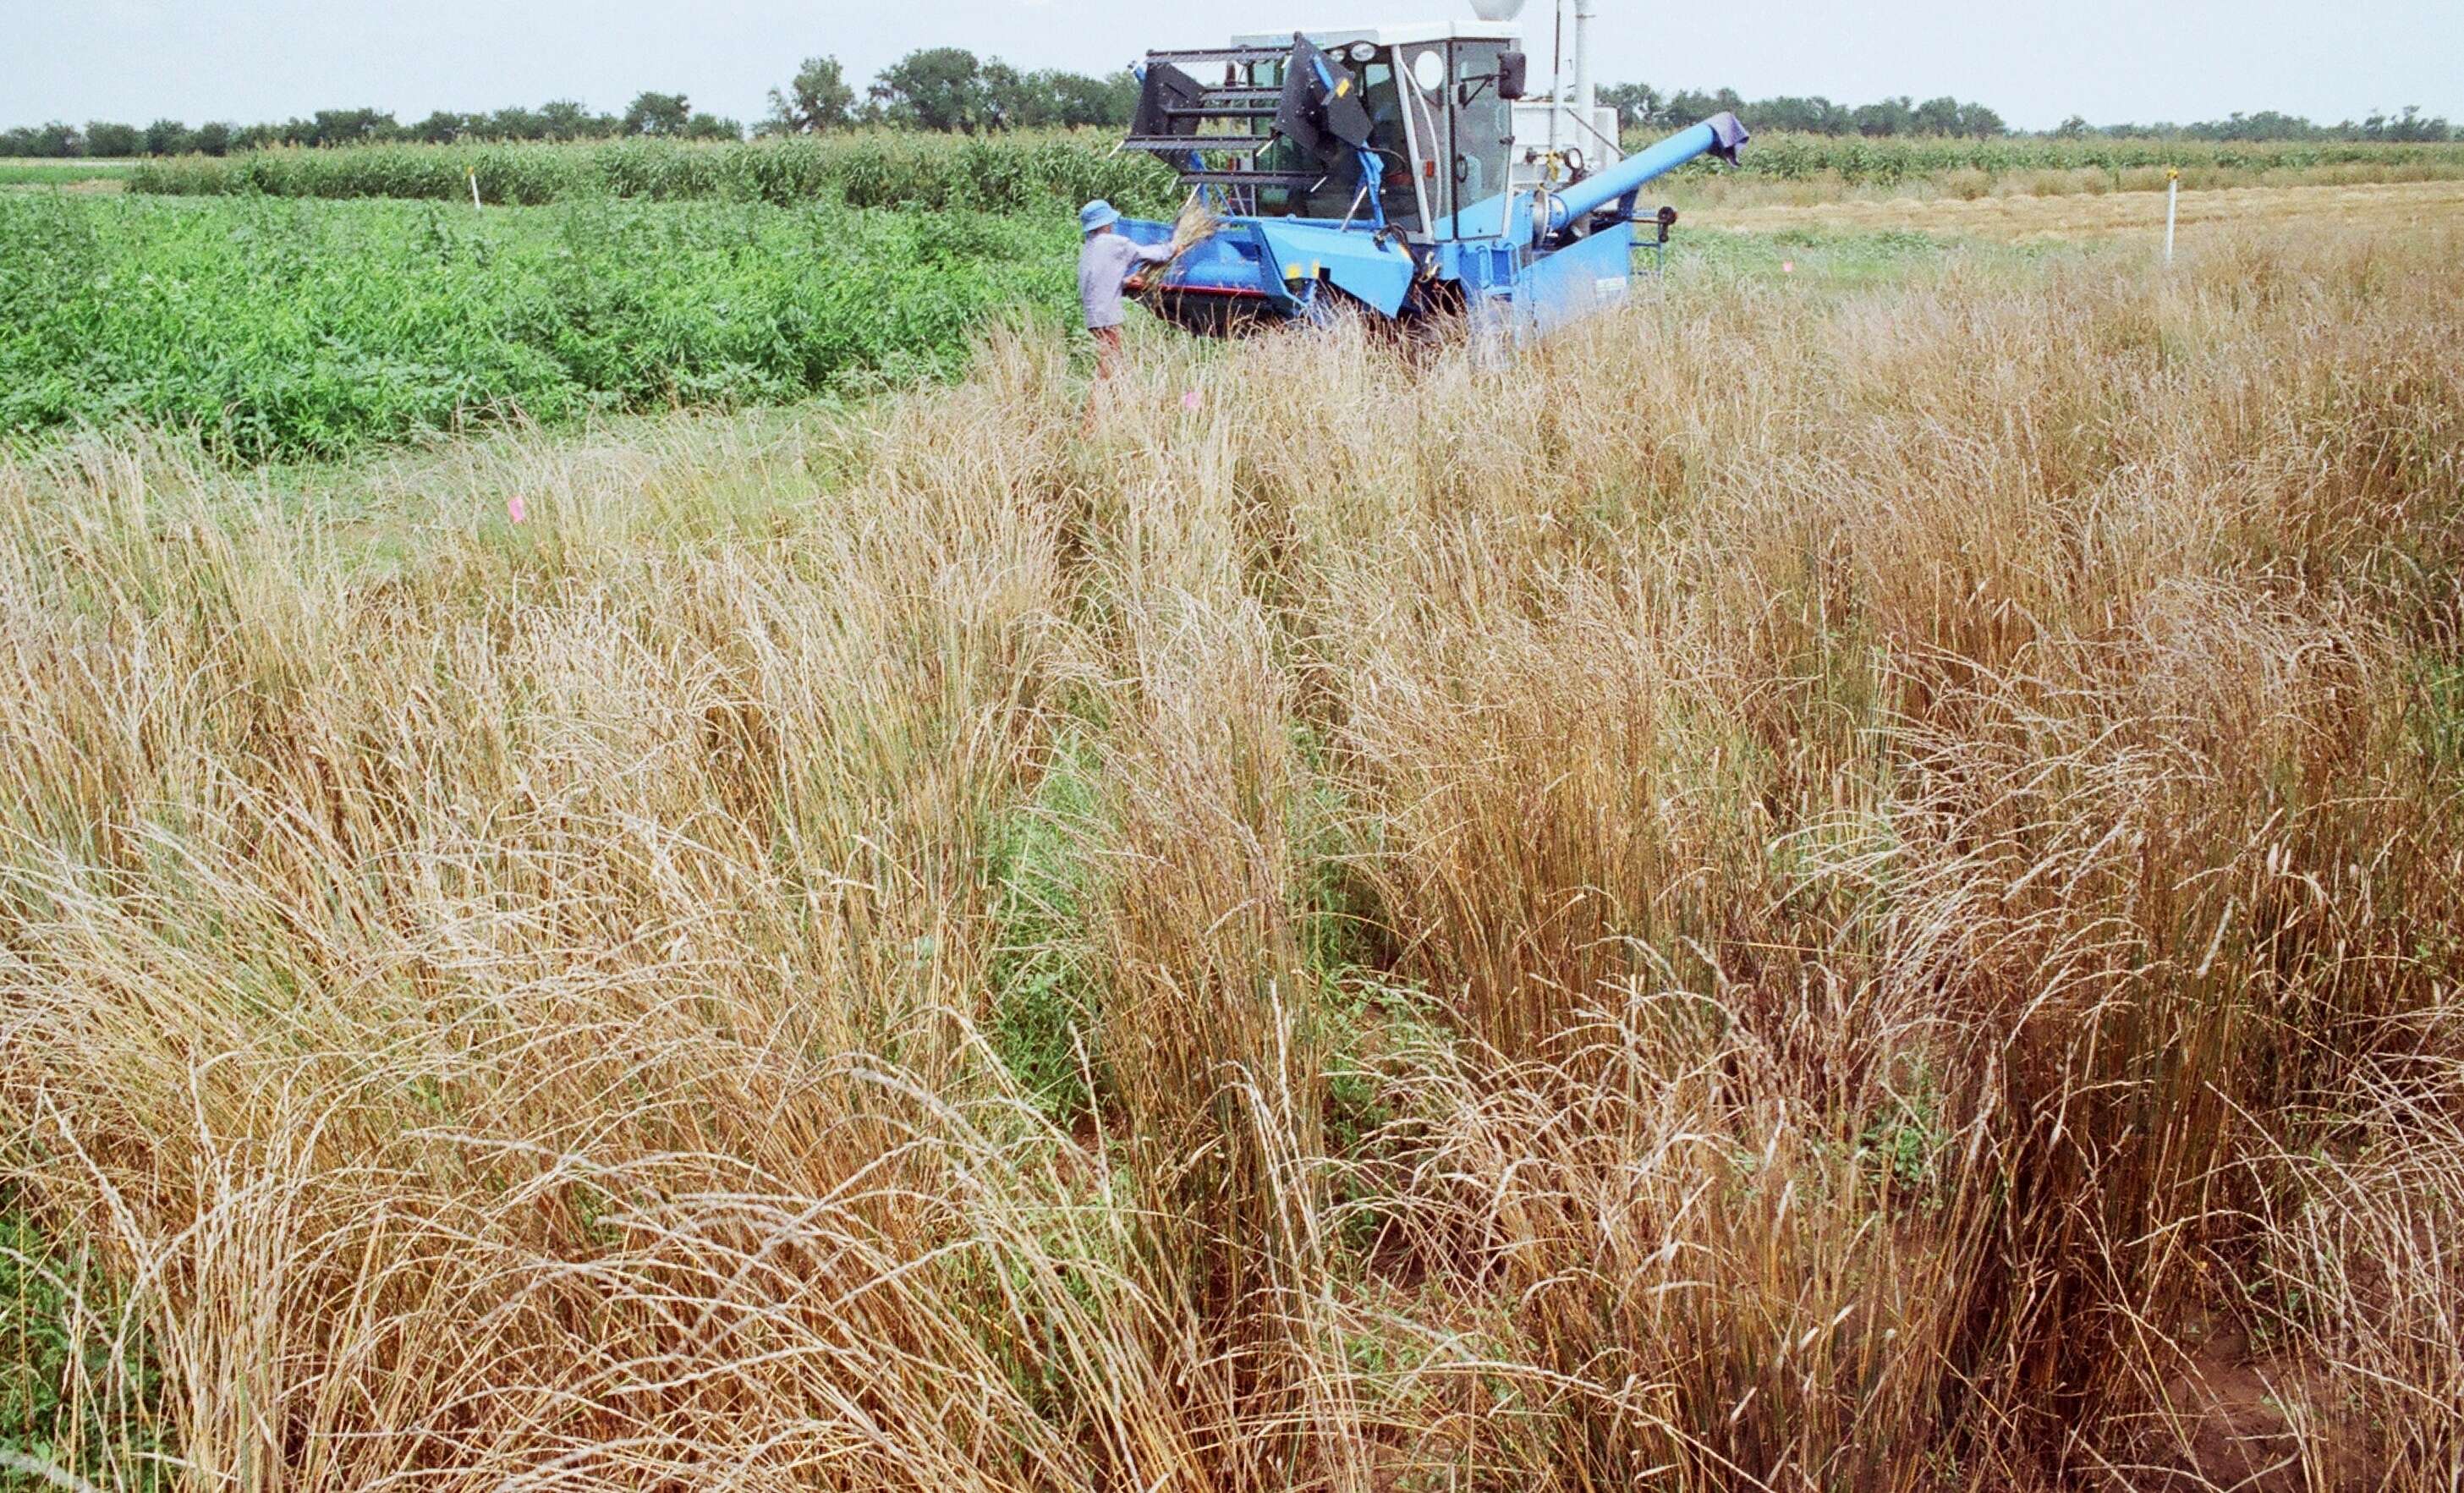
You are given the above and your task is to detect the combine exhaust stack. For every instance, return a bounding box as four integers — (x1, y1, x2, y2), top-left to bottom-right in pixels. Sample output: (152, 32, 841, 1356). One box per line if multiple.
(1115, 14, 1747, 338)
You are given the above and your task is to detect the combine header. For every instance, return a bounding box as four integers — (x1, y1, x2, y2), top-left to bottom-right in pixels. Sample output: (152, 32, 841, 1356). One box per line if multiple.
(1117, 0, 1747, 337)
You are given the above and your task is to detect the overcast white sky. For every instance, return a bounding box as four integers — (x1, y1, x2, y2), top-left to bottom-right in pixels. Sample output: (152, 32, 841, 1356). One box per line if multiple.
(5, 0, 2457, 134)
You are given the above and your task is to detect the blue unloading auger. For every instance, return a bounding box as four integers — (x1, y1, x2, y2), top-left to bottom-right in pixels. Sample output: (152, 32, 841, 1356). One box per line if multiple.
(1114, 16, 1748, 338)
(1507, 114, 1753, 243)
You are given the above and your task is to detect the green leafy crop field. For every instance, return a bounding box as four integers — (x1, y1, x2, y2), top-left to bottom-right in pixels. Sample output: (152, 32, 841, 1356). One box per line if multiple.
(0, 194, 1078, 462)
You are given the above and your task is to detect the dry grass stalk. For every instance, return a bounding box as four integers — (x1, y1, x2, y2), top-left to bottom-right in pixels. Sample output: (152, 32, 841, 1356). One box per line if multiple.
(1, 223, 2459, 1491)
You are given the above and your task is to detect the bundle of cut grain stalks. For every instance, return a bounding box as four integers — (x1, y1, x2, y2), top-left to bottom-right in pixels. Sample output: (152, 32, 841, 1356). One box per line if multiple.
(1133, 193, 1224, 307)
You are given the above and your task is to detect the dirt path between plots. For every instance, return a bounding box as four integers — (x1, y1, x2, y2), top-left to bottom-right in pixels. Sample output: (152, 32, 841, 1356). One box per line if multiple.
(1705, 178, 2464, 243)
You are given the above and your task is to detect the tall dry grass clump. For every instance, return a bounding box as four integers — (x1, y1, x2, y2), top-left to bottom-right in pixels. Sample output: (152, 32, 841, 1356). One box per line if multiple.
(1, 223, 2459, 1491)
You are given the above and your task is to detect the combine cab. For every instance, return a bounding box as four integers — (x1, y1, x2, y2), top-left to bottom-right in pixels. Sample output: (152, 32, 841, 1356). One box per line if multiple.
(1117, 4, 1747, 338)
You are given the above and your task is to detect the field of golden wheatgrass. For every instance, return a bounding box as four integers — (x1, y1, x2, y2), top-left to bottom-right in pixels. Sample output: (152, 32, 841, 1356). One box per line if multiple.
(2, 222, 2460, 1493)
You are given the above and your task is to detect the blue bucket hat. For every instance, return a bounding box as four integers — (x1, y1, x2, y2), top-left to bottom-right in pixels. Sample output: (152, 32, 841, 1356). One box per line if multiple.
(1078, 199, 1121, 235)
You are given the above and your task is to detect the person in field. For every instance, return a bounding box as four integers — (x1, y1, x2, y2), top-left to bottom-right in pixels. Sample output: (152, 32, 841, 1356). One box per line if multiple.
(1077, 200, 1172, 385)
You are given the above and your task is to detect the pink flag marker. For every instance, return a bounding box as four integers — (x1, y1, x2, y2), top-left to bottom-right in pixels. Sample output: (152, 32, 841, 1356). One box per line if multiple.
(507, 494, 528, 524)
(1181, 389, 1203, 411)
(1781, 261, 1796, 275)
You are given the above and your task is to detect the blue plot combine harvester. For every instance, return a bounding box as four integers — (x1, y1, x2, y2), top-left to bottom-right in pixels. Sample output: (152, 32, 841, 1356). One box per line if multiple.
(1117, 0, 1748, 338)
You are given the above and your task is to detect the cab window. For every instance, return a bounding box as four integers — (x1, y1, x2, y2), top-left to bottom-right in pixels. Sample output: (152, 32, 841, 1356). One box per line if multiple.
(1239, 49, 1423, 230)
(1355, 58, 1424, 231)
(1451, 41, 1513, 231)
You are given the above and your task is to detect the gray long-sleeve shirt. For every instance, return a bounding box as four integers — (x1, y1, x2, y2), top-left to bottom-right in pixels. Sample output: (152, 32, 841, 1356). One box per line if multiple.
(1078, 233, 1173, 331)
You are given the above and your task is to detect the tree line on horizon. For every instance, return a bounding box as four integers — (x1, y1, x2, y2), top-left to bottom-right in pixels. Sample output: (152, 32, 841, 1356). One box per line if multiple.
(4, 47, 2452, 158)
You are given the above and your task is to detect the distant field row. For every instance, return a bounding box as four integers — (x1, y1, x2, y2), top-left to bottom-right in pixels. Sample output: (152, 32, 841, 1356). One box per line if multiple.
(1695, 130, 2464, 184)
(128, 134, 1183, 214)
(0, 157, 135, 185)
(112, 131, 2464, 210)
(1709, 178, 2464, 244)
